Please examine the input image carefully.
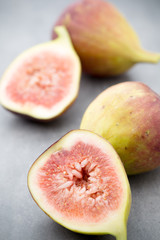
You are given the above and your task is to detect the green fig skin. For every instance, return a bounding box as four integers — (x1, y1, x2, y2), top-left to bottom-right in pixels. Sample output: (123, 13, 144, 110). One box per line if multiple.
(80, 82, 160, 175)
(53, 0, 160, 77)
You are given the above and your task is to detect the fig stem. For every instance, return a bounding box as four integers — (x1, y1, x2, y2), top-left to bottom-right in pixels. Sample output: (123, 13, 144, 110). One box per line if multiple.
(54, 26, 73, 47)
(133, 49, 160, 64)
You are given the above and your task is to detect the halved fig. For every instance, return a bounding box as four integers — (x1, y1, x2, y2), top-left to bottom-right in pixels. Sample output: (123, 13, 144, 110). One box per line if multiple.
(0, 26, 81, 121)
(28, 130, 131, 240)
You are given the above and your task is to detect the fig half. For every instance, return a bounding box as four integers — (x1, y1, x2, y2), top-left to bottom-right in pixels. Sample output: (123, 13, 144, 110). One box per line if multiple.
(0, 26, 81, 121)
(28, 130, 131, 240)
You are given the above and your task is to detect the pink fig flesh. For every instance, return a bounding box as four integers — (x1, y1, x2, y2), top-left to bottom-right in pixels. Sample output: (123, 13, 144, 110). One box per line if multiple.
(0, 26, 81, 121)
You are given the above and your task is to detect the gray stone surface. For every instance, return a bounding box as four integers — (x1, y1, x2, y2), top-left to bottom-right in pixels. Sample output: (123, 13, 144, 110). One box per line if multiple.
(0, 0, 160, 239)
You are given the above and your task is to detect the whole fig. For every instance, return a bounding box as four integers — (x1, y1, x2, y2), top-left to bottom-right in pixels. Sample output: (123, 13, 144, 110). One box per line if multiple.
(80, 82, 160, 175)
(53, 0, 160, 76)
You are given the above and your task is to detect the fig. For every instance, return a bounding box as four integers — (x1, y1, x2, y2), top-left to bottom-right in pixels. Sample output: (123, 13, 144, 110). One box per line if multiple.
(53, 0, 160, 76)
(0, 26, 81, 121)
(28, 130, 131, 240)
(80, 82, 160, 175)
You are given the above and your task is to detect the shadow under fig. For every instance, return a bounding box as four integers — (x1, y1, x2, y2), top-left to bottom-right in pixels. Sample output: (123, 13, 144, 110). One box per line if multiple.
(49, 221, 115, 240)
(82, 70, 134, 88)
(128, 167, 160, 187)
(5, 101, 80, 131)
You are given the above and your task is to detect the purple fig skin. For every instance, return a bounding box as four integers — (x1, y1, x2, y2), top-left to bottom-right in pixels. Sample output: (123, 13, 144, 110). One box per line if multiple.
(53, 0, 160, 77)
(80, 82, 160, 175)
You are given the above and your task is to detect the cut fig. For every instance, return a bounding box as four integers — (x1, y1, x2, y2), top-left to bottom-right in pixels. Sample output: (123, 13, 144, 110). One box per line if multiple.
(0, 26, 81, 120)
(28, 130, 131, 240)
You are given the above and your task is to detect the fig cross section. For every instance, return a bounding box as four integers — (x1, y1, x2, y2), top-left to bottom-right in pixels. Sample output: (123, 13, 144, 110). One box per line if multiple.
(28, 130, 131, 240)
(0, 26, 81, 121)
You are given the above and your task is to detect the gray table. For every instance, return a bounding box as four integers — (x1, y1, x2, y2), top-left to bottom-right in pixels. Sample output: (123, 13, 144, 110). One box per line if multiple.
(0, 0, 160, 239)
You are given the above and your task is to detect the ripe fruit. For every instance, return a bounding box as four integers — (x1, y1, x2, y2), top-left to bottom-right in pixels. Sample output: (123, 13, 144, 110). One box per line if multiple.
(53, 0, 160, 76)
(0, 26, 81, 121)
(28, 130, 131, 240)
(80, 82, 160, 175)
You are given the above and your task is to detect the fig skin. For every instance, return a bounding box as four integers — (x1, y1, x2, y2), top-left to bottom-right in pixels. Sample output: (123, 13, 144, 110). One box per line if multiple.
(28, 129, 131, 240)
(53, 0, 160, 77)
(80, 82, 160, 175)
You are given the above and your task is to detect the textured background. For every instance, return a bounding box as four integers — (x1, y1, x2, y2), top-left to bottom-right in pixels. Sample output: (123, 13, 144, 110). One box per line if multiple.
(0, 0, 160, 239)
